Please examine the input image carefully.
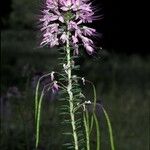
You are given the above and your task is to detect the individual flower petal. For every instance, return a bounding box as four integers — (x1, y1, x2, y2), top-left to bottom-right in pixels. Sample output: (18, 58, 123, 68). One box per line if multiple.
(73, 44, 79, 55)
(60, 0, 73, 11)
(40, 11, 59, 23)
(85, 100, 91, 104)
(41, 31, 59, 47)
(60, 6, 70, 11)
(84, 44, 94, 55)
(71, 0, 81, 11)
(66, 0, 72, 6)
(46, 0, 58, 9)
(78, 11, 94, 23)
(80, 35, 93, 45)
(75, 28, 82, 37)
(52, 81, 59, 93)
(79, 3, 92, 12)
(72, 35, 78, 44)
(68, 21, 78, 30)
(41, 23, 59, 32)
(63, 64, 68, 74)
(58, 16, 64, 23)
(50, 34, 59, 47)
(82, 26, 96, 36)
(60, 32, 68, 43)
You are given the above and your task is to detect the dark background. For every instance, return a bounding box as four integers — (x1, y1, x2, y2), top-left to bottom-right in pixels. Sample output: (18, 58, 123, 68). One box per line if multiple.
(1, 0, 149, 150)
(1, 0, 149, 54)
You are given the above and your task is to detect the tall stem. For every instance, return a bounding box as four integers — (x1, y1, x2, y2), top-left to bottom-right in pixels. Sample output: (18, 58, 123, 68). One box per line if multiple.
(83, 110, 90, 150)
(66, 30, 79, 150)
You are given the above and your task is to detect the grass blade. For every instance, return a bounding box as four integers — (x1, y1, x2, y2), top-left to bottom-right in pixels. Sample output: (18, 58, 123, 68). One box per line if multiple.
(102, 107, 115, 150)
(93, 113, 100, 150)
(35, 89, 44, 148)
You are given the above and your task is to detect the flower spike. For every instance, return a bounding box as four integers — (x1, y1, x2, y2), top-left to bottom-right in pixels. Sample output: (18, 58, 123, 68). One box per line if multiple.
(39, 0, 101, 55)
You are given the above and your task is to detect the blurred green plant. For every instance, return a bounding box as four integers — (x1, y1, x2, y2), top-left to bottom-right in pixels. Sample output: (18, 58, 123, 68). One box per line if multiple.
(9, 0, 40, 29)
(1, 30, 150, 150)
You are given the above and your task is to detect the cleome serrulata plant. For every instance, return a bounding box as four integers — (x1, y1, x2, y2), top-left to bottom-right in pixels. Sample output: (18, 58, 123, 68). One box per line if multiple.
(35, 0, 115, 150)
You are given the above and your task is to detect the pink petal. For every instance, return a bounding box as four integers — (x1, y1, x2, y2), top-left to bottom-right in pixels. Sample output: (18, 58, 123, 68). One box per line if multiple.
(72, 35, 78, 44)
(84, 44, 94, 55)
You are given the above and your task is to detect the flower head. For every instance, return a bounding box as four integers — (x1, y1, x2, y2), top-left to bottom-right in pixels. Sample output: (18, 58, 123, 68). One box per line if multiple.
(39, 0, 101, 55)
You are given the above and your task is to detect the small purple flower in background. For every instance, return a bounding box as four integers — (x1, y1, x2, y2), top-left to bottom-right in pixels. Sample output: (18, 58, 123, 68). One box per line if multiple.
(52, 81, 59, 93)
(39, 0, 101, 55)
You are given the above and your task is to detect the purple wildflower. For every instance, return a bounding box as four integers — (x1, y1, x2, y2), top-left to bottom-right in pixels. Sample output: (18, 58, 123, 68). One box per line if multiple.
(72, 35, 78, 44)
(39, 0, 101, 55)
(82, 26, 96, 36)
(60, 32, 68, 43)
(52, 81, 59, 93)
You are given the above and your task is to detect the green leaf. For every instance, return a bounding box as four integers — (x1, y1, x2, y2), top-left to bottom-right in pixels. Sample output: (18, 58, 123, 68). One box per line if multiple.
(35, 89, 44, 148)
(63, 143, 73, 146)
(62, 132, 73, 136)
(93, 113, 100, 150)
(102, 107, 115, 150)
(83, 110, 90, 150)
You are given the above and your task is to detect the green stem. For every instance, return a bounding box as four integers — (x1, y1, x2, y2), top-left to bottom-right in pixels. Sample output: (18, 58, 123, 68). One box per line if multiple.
(66, 30, 79, 150)
(102, 107, 115, 150)
(35, 73, 51, 121)
(36, 89, 44, 148)
(93, 113, 100, 150)
(87, 81, 97, 134)
(83, 110, 90, 150)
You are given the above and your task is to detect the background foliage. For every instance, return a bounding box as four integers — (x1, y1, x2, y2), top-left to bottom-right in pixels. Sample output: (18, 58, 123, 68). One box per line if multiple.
(1, 0, 149, 149)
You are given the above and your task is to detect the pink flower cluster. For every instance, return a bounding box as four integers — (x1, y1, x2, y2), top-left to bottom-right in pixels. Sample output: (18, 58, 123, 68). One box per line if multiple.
(39, 0, 100, 55)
